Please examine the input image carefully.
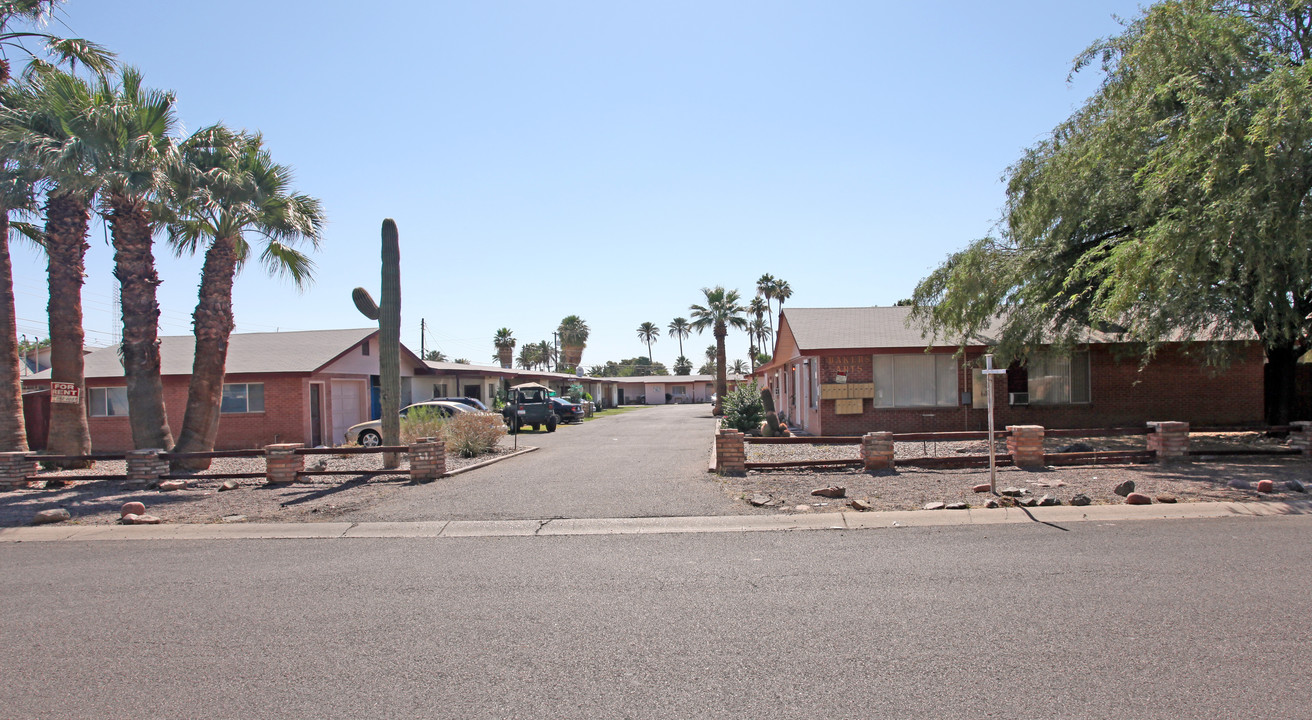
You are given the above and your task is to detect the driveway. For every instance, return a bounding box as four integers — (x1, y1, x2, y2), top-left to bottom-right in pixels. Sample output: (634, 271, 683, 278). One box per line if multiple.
(345, 403, 742, 522)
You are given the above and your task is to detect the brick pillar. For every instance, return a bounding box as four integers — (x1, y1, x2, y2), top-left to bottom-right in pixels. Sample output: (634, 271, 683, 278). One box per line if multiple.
(126, 449, 168, 488)
(1290, 421, 1312, 456)
(715, 429, 745, 477)
(1006, 425, 1046, 468)
(861, 432, 895, 471)
(265, 443, 304, 485)
(409, 437, 446, 482)
(0, 452, 35, 490)
(1147, 421, 1190, 462)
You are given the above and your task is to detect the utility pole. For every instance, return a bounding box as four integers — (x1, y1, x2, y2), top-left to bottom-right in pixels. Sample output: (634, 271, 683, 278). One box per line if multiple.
(552, 332, 559, 372)
(420, 318, 426, 359)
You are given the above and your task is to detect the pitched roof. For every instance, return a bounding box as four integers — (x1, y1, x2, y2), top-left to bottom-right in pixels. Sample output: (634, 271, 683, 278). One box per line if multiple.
(782, 307, 964, 350)
(32, 328, 379, 379)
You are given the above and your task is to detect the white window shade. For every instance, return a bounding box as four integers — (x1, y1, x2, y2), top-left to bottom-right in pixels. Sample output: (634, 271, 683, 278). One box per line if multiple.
(873, 354, 959, 408)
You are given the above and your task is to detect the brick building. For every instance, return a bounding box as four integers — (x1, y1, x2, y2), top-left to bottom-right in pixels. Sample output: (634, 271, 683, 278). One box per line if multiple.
(750, 307, 1265, 436)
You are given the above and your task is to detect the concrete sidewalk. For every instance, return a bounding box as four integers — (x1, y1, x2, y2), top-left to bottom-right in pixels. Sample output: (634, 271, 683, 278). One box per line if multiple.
(3, 499, 1309, 542)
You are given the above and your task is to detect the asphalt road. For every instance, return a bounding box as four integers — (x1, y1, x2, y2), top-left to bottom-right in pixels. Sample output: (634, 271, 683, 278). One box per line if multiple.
(346, 403, 742, 522)
(4, 515, 1311, 719)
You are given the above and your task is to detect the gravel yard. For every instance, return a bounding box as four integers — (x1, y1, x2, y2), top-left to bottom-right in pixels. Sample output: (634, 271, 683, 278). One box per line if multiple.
(0, 440, 527, 527)
(734, 432, 1310, 512)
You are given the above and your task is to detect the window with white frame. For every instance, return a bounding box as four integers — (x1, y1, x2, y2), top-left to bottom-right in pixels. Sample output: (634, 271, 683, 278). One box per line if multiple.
(873, 354, 959, 408)
(1027, 352, 1090, 404)
(89, 387, 128, 417)
(221, 383, 265, 413)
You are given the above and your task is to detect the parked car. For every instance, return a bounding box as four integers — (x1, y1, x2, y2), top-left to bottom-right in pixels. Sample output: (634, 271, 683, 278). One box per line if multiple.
(345, 400, 471, 446)
(433, 396, 489, 411)
(502, 382, 557, 433)
(549, 397, 584, 424)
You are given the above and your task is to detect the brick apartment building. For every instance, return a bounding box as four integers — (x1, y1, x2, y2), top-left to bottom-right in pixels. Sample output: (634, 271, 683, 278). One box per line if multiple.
(751, 306, 1265, 436)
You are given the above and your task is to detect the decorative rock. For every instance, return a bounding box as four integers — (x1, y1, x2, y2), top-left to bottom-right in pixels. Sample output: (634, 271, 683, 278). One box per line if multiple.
(984, 498, 1001, 509)
(1056, 442, 1095, 454)
(158, 480, 187, 492)
(945, 502, 969, 510)
(924, 502, 946, 510)
(129, 514, 161, 525)
(1037, 495, 1060, 507)
(219, 479, 240, 492)
(1228, 479, 1251, 490)
(811, 486, 846, 499)
(1156, 495, 1177, 504)
(849, 499, 872, 511)
(1070, 494, 1092, 507)
(1020, 497, 1039, 507)
(1000, 487, 1027, 498)
(1125, 492, 1152, 505)
(221, 515, 246, 523)
(1287, 479, 1307, 493)
(32, 508, 71, 524)
(794, 504, 812, 513)
(972, 483, 991, 493)
(748, 494, 772, 507)
(1113, 480, 1135, 497)
(120, 501, 146, 518)
(1256, 479, 1275, 494)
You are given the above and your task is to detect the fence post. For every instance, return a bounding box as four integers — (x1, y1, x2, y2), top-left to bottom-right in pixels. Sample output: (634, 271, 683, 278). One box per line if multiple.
(0, 452, 35, 490)
(861, 432, 895, 471)
(1147, 421, 1189, 462)
(1289, 421, 1312, 456)
(265, 443, 304, 485)
(1006, 425, 1046, 468)
(126, 449, 168, 488)
(715, 429, 745, 476)
(409, 437, 446, 482)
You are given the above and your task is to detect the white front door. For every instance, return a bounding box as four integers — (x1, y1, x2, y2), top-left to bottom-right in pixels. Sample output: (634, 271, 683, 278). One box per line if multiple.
(331, 381, 364, 445)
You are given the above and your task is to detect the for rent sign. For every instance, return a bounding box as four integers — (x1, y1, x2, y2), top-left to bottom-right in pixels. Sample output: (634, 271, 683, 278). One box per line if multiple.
(51, 382, 81, 405)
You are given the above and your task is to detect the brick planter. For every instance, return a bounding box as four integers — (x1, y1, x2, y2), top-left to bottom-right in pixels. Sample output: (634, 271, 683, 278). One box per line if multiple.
(716, 429, 746, 477)
(409, 437, 446, 482)
(0, 452, 35, 490)
(1006, 425, 1045, 468)
(861, 432, 894, 471)
(126, 449, 168, 488)
(1147, 421, 1189, 462)
(265, 443, 304, 485)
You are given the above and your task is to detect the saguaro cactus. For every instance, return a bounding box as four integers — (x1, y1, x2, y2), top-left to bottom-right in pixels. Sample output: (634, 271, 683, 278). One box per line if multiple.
(352, 219, 402, 467)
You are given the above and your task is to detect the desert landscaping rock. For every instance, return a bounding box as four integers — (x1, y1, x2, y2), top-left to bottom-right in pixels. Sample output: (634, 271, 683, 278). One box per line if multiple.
(1125, 492, 1152, 505)
(972, 483, 991, 493)
(811, 486, 846, 499)
(219, 480, 239, 492)
(1156, 495, 1177, 503)
(945, 502, 969, 510)
(1229, 479, 1252, 490)
(1070, 493, 1091, 506)
(1288, 479, 1306, 493)
(748, 494, 772, 507)
(794, 504, 812, 513)
(1000, 487, 1026, 497)
(129, 514, 161, 525)
(32, 508, 71, 524)
(1057, 442, 1095, 453)
(1256, 479, 1275, 493)
(120, 501, 146, 517)
(158, 480, 187, 492)
(924, 502, 946, 510)
(1020, 497, 1039, 507)
(984, 498, 1001, 509)
(849, 499, 872, 511)
(1113, 480, 1135, 497)
(1037, 495, 1059, 507)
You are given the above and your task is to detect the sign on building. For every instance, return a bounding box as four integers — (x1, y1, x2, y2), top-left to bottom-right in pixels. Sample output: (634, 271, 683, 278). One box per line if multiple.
(51, 381, 81, 405)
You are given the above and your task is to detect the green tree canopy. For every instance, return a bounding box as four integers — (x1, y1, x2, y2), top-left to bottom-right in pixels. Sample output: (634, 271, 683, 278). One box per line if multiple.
(912, 0, 1312, 423)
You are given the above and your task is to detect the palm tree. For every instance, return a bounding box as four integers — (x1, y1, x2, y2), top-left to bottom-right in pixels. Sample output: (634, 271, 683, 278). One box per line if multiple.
(557, 315, 589, 370)
(3, 69, 98, 464)
(79, 67, 180, 450)
(749, 317, 772, 360)
(536, 339, 554, 371)
(730, 359, 749, 375)
(673, 355, 692, 376)
(689, 286, 748, 415)
(756, 273, 776, 336)
(493, 327, 515, 369)
(0, 162, 36, 452)
(636, 321, 659, 362)
(164, 125, 324, 469)
(703, 344, 716, 365)
(516, 346, 535, 370)
(667, 317, 690, 360)
(774, 279, 792, 315)
(0, 1, 113, 85)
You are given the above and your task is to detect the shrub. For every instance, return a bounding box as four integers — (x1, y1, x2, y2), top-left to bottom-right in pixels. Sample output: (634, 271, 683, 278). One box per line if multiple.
(567, 383, 584, 402)
(444, 412, 508, 458)
(400, 406, 448, 445)
(721, 381, 765, 432)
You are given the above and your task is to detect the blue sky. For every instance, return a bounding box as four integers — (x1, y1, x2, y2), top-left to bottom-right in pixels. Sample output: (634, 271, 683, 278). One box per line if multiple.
(11, 0, 1146, 370)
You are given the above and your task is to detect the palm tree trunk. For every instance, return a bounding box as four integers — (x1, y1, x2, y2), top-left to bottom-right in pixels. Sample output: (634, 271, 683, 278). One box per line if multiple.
(498, 347, 513, 369)
(714, 322, 727, 416)
(0, 214, 29, 452)
(171, 235, 238, 470)
(44, 191, 92, 466)
(107, 193, 173, 450)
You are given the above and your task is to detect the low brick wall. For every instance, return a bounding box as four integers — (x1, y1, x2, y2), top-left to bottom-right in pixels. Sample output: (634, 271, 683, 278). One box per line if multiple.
(0, 451, 35, 489)
(409, 437, 446, 482)
(1147, 421, 1190, 462)
(861, 432, 894, 470)
(1006, 425, 1045, 468)
(716, 429, 745, 476)
(126, 449, 168, 488)
(265, 443, 304, 485)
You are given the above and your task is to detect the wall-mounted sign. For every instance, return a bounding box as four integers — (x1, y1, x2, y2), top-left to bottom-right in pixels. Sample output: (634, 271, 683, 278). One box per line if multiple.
(835, 373, 847, 384)
(51, 381, 81, 405)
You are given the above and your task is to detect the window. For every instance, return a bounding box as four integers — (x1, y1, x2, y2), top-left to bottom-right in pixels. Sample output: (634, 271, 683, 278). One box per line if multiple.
(873, 354, 959, 408)
(433, 383, 447, 398)
(221, 383, 265, 413)
(89, 387, 128, 417)
(810, 362, 819, 409)
(1027, 352, 1090, 404)
(361, 340, 370, 356)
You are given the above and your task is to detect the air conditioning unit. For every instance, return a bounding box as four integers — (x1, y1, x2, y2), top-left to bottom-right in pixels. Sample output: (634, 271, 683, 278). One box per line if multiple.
(1009, 392, 1029, 406)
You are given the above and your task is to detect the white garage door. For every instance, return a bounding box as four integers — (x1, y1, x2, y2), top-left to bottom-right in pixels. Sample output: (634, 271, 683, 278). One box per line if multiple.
(331, 381, 364, 445)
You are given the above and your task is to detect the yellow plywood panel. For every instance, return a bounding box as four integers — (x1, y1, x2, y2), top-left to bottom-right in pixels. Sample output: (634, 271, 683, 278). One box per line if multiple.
(847, 383, 875, 399)
(835, 398, 863, 414)
(820, 384, 847, 400)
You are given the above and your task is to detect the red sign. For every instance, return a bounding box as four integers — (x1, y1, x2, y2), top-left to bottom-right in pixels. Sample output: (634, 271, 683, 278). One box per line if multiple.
(51, 382, 81, 405)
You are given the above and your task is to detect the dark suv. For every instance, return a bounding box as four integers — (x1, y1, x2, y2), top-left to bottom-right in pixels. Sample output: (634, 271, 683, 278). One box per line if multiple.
(549, 397, 584, 424)
(502, 383, 557, 433)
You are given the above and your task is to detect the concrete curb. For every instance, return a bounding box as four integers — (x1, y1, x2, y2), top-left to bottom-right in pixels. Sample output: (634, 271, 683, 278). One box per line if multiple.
(443, 446, 538, 478)
(2, 500, 1309, 543)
